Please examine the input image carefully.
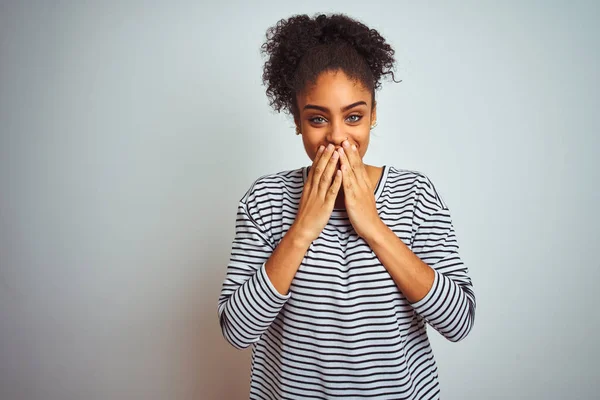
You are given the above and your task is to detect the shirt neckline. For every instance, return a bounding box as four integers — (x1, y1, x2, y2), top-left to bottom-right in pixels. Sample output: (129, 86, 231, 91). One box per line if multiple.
(302, 165, 388, 213)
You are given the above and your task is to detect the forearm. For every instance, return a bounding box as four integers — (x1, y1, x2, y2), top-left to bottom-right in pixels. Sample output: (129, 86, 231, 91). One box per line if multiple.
(219, 223, 311, 349)
(264, 223, 312, 295)
(365, 221, 435, 303)
(365, 219, 475, 342)
(218, 207, 312, 349)
(218, 202, 313, 349)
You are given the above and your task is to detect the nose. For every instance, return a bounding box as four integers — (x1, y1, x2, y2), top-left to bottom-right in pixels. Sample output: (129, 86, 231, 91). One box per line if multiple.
(326, 121, 348, 148)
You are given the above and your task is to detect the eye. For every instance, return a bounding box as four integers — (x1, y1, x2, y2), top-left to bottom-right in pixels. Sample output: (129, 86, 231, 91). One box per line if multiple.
(309, 116, 327, 124)
(308, 115, 363, 125)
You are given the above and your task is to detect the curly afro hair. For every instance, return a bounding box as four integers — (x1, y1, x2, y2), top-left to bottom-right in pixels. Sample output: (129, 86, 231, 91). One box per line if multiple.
(260, 13, 400, 119)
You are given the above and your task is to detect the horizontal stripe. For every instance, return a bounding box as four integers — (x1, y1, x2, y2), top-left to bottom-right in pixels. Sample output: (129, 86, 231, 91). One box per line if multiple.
(218, 165, 476, 399)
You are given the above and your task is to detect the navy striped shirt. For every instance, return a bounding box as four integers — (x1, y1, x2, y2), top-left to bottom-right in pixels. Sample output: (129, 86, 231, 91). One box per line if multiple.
(217, 165, 476, 399)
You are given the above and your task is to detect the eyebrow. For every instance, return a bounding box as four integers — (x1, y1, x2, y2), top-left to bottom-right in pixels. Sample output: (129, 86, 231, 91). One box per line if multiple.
(303, 101, 367, 113)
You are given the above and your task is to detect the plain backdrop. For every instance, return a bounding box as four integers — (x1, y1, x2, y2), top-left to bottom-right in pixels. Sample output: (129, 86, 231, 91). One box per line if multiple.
(1, 1, 598, 399)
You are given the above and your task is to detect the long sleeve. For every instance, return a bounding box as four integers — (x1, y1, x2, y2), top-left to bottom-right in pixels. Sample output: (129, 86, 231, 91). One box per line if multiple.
(409, 206, 476, 342)
(217, 198, 291, 350)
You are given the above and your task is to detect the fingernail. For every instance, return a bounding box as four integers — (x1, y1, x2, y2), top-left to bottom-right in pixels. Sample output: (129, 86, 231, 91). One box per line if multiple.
(351, 144, 357, 151)
(318, 145, 324, 152)
(342, 140, 350, 148)
(327, 144, 334, 151)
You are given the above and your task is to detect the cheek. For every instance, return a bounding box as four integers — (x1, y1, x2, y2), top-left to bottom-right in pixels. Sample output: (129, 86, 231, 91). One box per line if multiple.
(303, 140, 318, 161)
(357, 140, 369, 158)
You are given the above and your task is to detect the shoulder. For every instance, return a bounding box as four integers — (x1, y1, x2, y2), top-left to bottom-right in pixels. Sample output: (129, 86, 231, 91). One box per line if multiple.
(238, 166, 304, 236)
(240, 166, 304, 205)
(385, 165, 448, 211)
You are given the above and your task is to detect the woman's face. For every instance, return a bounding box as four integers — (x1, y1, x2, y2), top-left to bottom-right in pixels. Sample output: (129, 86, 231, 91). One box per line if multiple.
(294, 69, 376, 162)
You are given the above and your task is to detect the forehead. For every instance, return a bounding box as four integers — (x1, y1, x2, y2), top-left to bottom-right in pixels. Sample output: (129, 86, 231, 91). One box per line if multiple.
(298, 70, 371, 105)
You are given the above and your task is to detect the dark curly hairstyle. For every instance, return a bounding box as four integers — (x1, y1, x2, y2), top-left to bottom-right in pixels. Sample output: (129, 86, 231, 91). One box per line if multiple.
(261, 13, 400, 119)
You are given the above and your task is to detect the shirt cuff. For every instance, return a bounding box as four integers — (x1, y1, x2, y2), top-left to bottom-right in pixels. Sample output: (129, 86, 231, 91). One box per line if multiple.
(410, 268, 440, 312)
(258, 262, 292, 302)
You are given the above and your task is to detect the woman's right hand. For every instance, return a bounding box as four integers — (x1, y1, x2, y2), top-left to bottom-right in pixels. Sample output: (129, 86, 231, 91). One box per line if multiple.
(292, 144, 343, 243)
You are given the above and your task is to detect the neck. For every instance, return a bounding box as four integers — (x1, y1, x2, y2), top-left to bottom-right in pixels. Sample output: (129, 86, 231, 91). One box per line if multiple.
(334, 191, 345, 209)
(332, 164, 382, 209)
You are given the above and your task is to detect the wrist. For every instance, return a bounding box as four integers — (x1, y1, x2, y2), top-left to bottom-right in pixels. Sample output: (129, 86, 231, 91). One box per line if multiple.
(287, 223, 315, 248)
(364, 219, 390, 247)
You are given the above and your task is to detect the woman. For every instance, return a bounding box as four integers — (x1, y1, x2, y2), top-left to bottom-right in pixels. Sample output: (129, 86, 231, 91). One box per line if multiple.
(217, 13, 476, 400)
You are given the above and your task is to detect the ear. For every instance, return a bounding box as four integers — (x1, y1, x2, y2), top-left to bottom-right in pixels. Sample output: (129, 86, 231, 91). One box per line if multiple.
(371, 101, 377, 122)
(294, 115, 301, 132)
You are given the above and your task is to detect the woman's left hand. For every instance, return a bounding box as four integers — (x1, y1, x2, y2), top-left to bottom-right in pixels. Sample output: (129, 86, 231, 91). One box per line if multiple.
(337, 140, 384, 241)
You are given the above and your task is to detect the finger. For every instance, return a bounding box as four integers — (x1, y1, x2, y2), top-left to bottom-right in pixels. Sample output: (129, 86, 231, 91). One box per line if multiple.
(337, 148, 357, 197)
(319, 148, 339, 195)
(325, 169, 343, 206)
(341, 141, 357, 174)
(312, 144, 335, 185)
(350, 143, 371, 184)
(347, 143, 364, 173)
(337, 147, 356, 183)
(343, 142, 369, 186)
(348, 144, 367, 178)
(306, 145, 325, 185)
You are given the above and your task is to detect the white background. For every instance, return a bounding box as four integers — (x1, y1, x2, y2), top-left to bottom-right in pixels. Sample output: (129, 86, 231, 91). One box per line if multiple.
(1, 1, 598, 399)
